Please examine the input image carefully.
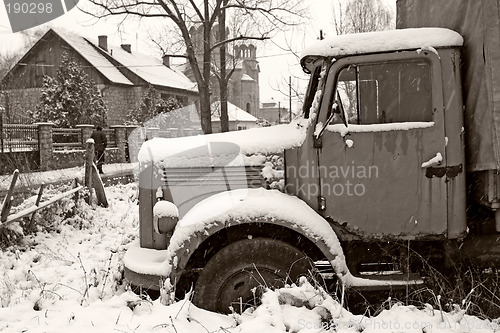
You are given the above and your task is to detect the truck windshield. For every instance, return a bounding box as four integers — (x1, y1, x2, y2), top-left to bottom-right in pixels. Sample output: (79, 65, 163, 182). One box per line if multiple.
(331, 59, 433, 125)
(303, 64, 323, 119)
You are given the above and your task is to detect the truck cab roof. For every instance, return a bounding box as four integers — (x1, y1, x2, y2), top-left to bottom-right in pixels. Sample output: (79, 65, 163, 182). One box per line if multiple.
(300, 27, 463, 72)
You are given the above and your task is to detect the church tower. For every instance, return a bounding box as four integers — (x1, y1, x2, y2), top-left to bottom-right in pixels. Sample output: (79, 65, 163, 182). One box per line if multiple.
(231, 43, 260, 117)
(184, 25, 260, 118)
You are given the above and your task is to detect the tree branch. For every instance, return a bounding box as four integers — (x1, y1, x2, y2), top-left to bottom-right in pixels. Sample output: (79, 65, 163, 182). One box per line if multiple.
(209, 35, 269, 52)
(188, 0, 204, 22)
(208, 0, 224, 27)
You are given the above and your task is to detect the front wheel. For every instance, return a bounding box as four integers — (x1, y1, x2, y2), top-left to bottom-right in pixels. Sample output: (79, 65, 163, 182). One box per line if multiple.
(193, 238, 314, 313)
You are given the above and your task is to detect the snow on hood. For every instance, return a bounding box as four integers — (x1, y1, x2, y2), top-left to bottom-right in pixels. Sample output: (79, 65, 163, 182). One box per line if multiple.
(137, 118, 309, 167)
(301, 28, 463, 60)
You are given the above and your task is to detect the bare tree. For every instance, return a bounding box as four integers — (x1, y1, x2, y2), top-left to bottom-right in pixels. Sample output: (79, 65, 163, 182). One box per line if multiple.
(82, 0, 306, 134)
(0, 26, 47, 82)
(331, 0, 394, 122)
(333, 0, 394, 35)
(0, 53, 20, 83)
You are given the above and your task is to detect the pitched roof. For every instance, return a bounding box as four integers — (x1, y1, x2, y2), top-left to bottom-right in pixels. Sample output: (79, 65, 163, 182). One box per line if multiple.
(240, 73, 254, 82)
(52, 28, 197, 93)
(261, 97, 279, 107)
(109, 45, 197, 92)
(211, 101, 258, 122)
(53, 28, 133, 86)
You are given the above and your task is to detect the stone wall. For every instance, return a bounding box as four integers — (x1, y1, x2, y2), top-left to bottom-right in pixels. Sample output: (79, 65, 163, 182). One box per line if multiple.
(102, 86, 143, 125)
(2, 85, 144, 126)
(3, 84, 198, 127)
(0, 124, 132, 175)
(2, 88, 42, 121)
(53, 148, 122, 169)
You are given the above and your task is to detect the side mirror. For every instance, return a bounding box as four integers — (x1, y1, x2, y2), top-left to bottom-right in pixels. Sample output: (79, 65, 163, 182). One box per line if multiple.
(315, 93, 348, 140)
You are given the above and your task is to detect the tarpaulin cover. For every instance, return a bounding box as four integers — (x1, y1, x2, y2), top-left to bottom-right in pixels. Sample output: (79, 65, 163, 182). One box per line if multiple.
(397, 0, 500, 171)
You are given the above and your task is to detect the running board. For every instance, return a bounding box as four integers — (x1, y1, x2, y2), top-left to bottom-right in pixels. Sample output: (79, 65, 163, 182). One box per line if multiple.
(314, 261, 424, 291)
(348, 273, 424, 291)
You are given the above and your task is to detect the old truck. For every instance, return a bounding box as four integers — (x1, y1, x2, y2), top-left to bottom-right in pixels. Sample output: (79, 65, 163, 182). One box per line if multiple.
(123, 0, 500, 313)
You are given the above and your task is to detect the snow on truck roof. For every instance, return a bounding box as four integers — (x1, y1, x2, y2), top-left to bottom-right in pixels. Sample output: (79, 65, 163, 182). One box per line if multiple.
(301, 28, 463, 60)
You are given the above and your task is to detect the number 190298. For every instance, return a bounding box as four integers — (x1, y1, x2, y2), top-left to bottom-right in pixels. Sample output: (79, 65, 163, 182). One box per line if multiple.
(6, 2, 53, 14)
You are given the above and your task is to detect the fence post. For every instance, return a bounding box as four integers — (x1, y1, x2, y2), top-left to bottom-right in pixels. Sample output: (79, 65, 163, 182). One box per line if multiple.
(85, 139, 94, 204)
(36, 122, 54, 171)
(0, 111, 4, 153)
(111, 125, 126, 163)
(76, 124, 94, 147)
(125, 125, 139, 163)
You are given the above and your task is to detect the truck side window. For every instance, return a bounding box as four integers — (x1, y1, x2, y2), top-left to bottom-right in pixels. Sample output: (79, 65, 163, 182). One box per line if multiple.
(333, 66, 358, 124)
(333, 59, 432, 125)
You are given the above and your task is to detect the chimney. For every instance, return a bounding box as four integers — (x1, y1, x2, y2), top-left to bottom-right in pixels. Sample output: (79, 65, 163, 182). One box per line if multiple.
(121, 44, 131, 53)
(162, 55, 170, 68)
(98, 35, 108, 52)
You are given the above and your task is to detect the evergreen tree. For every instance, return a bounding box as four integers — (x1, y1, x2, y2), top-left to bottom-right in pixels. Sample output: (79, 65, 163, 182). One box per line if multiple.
(126, 85, 189, 130)
(32, 52, 108, 127)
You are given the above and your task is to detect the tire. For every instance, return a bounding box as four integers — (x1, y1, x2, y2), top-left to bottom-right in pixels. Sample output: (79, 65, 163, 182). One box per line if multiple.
(192, 238, 314, 313)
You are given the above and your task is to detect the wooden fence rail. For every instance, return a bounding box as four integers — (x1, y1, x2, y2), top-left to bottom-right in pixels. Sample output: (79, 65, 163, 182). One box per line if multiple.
(0, 145, 108, 228)
(0, 169, 84, 228)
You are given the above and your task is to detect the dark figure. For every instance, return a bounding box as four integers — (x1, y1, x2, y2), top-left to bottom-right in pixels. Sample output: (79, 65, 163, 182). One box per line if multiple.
(91, 126, 107, 174)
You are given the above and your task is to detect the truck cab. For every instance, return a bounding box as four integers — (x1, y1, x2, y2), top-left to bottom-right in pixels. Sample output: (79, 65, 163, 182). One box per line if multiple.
(123, 27, 500, 314)
(289, 28, 467, 242)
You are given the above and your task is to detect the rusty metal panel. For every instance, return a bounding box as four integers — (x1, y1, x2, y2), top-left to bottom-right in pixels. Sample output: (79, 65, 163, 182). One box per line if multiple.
(320, 128, 447, 239)
(470, 170, 500, 210)
(440, 48, 467, 239)
(285, 126, 320, 212)
(314, 51, 449, 240)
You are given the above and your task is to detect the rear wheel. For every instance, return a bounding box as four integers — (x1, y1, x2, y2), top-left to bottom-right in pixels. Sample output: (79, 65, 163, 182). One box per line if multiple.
(193, 238, 314, 313)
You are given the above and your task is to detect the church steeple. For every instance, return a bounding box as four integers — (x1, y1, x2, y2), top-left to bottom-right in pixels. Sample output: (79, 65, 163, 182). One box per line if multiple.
(234, 44, 256, 60)
(183, 28, 260, 121)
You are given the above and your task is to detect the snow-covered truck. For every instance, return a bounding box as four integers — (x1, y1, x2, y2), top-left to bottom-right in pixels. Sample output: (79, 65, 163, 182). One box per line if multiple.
(123, 0, 500, 313)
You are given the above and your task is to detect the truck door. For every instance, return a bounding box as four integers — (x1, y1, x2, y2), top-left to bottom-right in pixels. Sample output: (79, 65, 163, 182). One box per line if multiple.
(317, 52, 448, 239)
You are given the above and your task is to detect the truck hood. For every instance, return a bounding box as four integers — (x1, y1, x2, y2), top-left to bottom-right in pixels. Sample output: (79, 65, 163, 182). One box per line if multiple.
(137, 118, 310, 167)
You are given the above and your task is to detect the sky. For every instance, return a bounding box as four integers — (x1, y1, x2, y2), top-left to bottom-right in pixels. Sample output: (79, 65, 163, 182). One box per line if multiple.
(0, 0, 397, 112)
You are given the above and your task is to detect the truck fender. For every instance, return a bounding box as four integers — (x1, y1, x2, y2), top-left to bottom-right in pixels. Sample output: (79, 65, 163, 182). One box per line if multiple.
(163, 188, 350, 284)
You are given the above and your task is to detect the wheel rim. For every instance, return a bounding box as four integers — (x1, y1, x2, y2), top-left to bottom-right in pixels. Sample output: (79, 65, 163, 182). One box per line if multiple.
(216, 266, 286, 312)
(192, 238, 315, 313)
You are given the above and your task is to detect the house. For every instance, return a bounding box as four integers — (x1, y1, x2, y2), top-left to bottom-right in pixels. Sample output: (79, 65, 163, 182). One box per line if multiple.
(0, 28, 198, 126)
(211, 101, 258, 132)
(259, 97, 289, 124)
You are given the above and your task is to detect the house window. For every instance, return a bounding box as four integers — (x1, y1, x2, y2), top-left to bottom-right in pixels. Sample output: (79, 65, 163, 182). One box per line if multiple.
(35, 62, 47, 87)
(160, 93, 187, 107)
(246, 102, 251, 114)
(237, 125, 247, 130)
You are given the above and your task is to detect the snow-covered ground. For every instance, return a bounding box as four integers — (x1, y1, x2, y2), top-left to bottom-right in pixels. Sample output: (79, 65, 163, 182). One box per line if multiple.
(1, 182, 499, 332)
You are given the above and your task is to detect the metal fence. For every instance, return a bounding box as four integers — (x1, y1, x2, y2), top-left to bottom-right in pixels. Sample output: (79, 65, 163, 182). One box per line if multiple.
(158, 127, 202, 138)
(102, 129, 117, 148)
(1, 124, 39, 153)
(53, 128, 82, 150)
